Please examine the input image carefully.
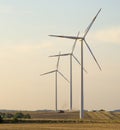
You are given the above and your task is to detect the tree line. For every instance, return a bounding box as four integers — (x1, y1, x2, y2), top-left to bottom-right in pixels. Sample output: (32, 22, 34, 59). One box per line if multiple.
(0, 112, 31, 123)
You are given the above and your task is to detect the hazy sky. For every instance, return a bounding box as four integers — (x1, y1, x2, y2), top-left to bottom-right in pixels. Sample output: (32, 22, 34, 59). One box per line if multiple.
(0, 0, 120, 111)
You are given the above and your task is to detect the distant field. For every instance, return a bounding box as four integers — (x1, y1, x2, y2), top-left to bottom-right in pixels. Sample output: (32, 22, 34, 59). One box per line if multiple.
(0, 123, 120, 130)
(18, 110, 120, 120)
(1, 111, 120, 129)
(1, 110, 120, 120)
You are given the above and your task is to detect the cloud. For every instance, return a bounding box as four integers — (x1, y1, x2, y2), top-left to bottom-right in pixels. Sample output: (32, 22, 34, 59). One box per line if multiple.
(89, 26, 120, 44)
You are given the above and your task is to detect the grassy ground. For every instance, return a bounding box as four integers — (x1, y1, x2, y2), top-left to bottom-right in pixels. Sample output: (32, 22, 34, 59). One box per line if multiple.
(0, 123, 120, 130)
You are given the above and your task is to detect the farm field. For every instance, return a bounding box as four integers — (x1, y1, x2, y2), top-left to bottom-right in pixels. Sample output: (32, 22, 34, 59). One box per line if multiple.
(0, 123, 120, 130)
(1, 110, 120, 130)
(12, 110, 120, 120)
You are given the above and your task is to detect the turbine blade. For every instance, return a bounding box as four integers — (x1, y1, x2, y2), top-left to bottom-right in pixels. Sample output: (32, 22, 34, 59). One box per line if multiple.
(72, 54, 81, 65)
(84, 40, 102, 71)
(49, 35, 82, 40)
(56, 52, 61, 69)
(49, 53, 70, 57)
(72, 54, 88, 73)
(72, 31, 80, 54)
(40, 70, 56, 76)
(83, 9, 101, 38)
(58, 71, 69, 83)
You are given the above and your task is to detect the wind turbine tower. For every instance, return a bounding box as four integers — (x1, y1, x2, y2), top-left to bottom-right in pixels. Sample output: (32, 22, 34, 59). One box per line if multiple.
(49, 9, 102, 118)
(40, 52, 69, 111)
(49, 33, 87, 111)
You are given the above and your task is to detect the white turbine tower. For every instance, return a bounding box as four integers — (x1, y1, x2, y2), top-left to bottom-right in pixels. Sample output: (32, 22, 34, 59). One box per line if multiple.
(40, 52, 69, 112)
(49, 32, 87, 111)
(49, 9, 102, 118)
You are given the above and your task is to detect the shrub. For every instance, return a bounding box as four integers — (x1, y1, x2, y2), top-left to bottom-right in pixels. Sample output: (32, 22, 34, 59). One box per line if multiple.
(92, 110, 97, 112)
(14, 112, 24, 118)
(99, 109, 105, 112)
(12, 117, 19, 123)
(5, 113, 14, 118)
(14, 112, 31, 119)
(24, 114, 31, 119)
(0, 115, 3, 123)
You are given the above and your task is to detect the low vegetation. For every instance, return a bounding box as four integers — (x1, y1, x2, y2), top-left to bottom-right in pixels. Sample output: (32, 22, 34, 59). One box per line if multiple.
(0, 110, 120, 124)
(0, 112, 31, 123)
(0, 115, 3, 123)
(0, 110, 120, 130)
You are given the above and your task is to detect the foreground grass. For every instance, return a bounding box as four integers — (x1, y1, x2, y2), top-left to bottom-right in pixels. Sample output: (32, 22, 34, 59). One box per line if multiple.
(0, 123, 120, 130)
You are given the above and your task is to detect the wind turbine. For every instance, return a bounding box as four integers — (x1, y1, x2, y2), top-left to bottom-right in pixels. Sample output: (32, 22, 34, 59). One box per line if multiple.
(49, 9, 102, 118)
(40, 52, 69, 112)
(49, 32, 87, 111)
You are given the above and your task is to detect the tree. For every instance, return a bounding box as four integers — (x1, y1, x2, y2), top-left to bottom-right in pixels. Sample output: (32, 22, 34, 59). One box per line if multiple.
(14, 112, 24, 118)
(14, 112, 31, 119)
